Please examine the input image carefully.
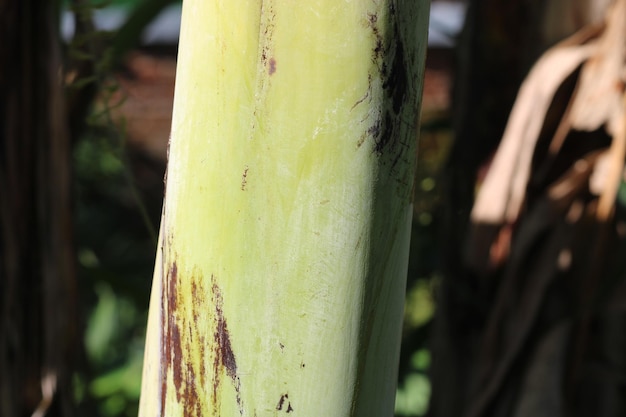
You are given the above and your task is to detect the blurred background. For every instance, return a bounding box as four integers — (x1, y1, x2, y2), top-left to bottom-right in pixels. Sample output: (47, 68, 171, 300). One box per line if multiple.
(1, 0, 624, 416)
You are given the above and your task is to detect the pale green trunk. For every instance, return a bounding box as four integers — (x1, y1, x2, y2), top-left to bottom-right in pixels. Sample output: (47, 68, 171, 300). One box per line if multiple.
(138, 1, 429, 416)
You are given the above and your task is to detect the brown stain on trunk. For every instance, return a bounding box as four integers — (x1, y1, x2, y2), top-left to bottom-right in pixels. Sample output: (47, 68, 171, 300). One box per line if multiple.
(160, 262, 244, 415)
(211, 275, 244, 414)
(276, 393, 295, 413)
(160, 261, 178, 414)
(358, 5, 412, 160)
(268, 57, 277, 75)
(160, 261, 204, 416)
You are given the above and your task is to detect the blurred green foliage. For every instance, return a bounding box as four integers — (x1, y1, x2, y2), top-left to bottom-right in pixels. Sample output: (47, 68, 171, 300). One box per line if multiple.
(73, 105, 159, 416)
(63, 0, 179, 7)
(393, 118, 452, 416)
(396, 349, 432, 416)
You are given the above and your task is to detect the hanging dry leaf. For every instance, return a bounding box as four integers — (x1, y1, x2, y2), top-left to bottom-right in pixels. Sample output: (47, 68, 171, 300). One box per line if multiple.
(464, 1, 626, 415)
(569, 0, 625, 133)
(468, 0, 626, 268)
(470, 41, 596, 225)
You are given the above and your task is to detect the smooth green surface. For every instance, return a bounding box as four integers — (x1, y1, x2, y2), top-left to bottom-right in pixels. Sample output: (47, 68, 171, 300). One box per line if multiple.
(140, 1, 429, 416)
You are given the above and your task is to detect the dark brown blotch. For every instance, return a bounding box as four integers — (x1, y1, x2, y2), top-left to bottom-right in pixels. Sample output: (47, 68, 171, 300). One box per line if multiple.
(383, 39, 408, 114)
(241, 166, 249, 191)
(161, 262, 182, 408)
(211, 277, 244, 414)
(159, 263, 171, 411)
(268, 57, 277, 75)
(276, 393, 294, 413)
(374, 111, 394, 155)
(162, 263, 205, 416)
(213, 282, 237, 379)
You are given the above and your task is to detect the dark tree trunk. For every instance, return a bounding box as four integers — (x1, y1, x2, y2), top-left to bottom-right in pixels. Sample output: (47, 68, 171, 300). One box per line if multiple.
(429, 1, 624, 417)
(0, 1, 76, 416)
(430, 2, 546, 415)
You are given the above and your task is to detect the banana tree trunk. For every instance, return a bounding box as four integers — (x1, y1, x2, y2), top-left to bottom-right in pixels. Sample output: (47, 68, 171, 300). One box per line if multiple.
(138, 1, 429, 416)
